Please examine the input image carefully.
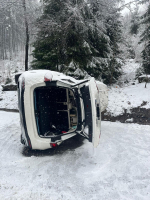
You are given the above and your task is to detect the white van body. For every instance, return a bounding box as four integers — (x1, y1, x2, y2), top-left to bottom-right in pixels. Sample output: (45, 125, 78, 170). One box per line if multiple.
(16, 70, 108, 150)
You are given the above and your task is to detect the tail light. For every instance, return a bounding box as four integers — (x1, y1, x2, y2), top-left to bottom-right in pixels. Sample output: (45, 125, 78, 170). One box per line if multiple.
(44, 72, 53, 82)
(50, 143, 57, 148)
(62, 131, 67, 134)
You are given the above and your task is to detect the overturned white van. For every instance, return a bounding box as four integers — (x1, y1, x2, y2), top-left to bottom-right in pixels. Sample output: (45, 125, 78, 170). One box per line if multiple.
(15, 70, 108, 150)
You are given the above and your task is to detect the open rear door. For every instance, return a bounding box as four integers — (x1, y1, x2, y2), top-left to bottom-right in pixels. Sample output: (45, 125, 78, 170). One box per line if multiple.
(79, 78, 101, 148)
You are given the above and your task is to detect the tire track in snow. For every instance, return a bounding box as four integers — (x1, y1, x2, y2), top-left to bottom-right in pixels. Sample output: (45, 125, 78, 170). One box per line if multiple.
(0, 112, 20, 159)
(0, 112, 150, 200)
(0, 127, 21, 161)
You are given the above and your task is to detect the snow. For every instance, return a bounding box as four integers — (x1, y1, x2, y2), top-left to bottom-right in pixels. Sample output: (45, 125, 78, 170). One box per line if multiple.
(107, 82, 150, 116)
(106, 59, 150, 116)
(0, 111, 150, 200)
(120, 59, 140, 83)
(0, 57, 150, 199)
(44, 71, 53, 81)
(0, 86, 18, 110)
(0, 58, 26, 110)
(139, 75, 150, 78)
(125, 118, 134, 123)
(0, 57, 26, 85)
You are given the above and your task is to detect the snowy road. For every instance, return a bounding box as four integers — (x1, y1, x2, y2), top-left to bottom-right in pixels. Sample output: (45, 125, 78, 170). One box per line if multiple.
(0, 111, 150, 200)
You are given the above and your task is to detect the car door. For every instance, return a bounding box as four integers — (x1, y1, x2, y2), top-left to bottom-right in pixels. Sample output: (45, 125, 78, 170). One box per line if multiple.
(79, 78, 101, 148)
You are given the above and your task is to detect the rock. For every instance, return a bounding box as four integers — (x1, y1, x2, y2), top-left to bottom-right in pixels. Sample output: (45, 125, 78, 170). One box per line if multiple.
(138, 75, 150, 83)
(101, 107, 150, 125)
(1, 84, 17, 91)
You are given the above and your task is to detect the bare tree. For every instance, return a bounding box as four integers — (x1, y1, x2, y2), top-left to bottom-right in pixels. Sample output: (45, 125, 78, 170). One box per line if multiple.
(22, 0, 29, 71)
(0, 0, 40, 70)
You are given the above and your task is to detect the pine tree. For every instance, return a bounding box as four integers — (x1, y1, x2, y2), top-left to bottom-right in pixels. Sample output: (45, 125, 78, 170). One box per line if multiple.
(32, 0, 123, 84)
(87, 0, 123, 84)
(140, 4, 150, 74)
(105, 12, 123, 84)
(32, 0, 93, 72)
(130, 5, 140, 35)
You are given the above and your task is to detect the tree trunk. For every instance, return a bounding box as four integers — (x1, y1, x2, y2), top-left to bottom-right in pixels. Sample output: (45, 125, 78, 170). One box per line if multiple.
(22, 0, 29, 71)
(9, 8, 12, 60)
(1, 24, 4, 60)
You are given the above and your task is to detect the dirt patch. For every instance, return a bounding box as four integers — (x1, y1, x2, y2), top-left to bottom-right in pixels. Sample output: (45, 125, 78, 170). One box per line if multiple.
(0, 108, 19, 112)
(2, 84, 17, 91)
(102, 107, 150, 125)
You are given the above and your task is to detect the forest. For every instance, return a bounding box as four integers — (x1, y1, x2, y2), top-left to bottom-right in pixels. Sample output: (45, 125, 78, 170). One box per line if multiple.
(0, 1, 150, 199)
(0, 0, 149, 84)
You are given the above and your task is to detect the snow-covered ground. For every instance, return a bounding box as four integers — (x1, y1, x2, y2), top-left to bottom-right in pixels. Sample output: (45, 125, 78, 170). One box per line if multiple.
(0, 58, 24, 110)
(106, 59, 150, 116)
(0, 111, 150, 200)
(0, 86, 18, 110)
(0, 56, 26, 85)
(106, 82, 150, 116)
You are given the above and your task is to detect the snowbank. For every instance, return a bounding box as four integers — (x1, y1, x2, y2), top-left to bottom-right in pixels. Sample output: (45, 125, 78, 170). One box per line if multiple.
(107, 82, 150, 116)
(0, 86, 18, 110)
(105, 59, 150, 116)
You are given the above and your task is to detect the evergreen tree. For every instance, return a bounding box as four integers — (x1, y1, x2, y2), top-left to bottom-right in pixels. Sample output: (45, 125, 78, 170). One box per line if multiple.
(32, 0, 93, 72)
(140, 4, 150, 74)
(130, 6, 140, 35)
(105, 13, 123, 84)
(87, 0, 123, 84)
(32, 0, 123, 84)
